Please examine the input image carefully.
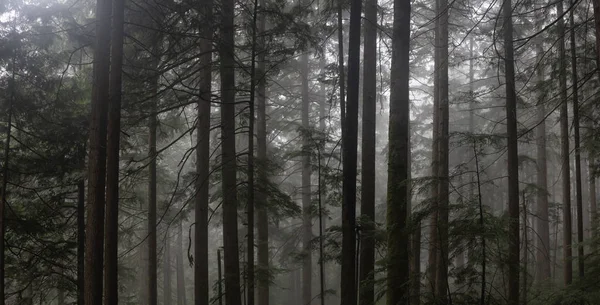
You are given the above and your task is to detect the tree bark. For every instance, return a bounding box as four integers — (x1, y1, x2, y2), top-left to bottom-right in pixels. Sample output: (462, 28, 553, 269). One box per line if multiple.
(195, 0, 212, 303)
(104, 0, 125, 300)
(0, 55, 13, 305)
(85, 0, 112, 300)
(386, 0, 411, 303)
(569, 0, 584, 278)
(77, 179, 85, 305)
(337, 0, 345, 137)
(534, 15, 551, 281)
(359, 0, 377, 303)
(340, 0, 361, 303)
(148, 76, 159, 305)
(557, 0, 573, 285)
(256, 0, 269, 299)
(165, 229, 173, 305)
(502, 0, 520, 302)
(177, 222, 187, 305)
(220, 0, 242, 301)
(434, 0, 449, 299)
(300, 51, 313, 305)
(427, 0, 440, 291)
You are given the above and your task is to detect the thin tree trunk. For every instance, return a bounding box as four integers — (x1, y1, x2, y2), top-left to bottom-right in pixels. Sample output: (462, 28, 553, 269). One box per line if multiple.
(177, 222, 187, 305)
(569, 0, 584, 278)
(427, 0, 440, 291)
(410, 223, 422, 305)
(85, 0, 112, 300)
(337, 0, 345, 137)
(502, 0, 520, 302)
(359, 0, 376, 302)
(0, 54, 14, 305)
(256, 0, 269, 302)
(317, 148, 325, 305)
(218, 248, 224, 305)
(246, 1, 260, 305)
(434, 0, 449, 298)
(220, 0, 242, 301)
(534, 4, 551, 282)
(104, 0, 125, 299)
(165, 230, 173, 305)
(340, 0, 361, 302)
(77, 179, 85, 305)
(386, 0, 411, 302)
(195, 0, 213, 302)
(557, 0, 573, 285)
(148, 77, 159, 305)
(300, 49, 313, 305)
(590, 158, 597, 243)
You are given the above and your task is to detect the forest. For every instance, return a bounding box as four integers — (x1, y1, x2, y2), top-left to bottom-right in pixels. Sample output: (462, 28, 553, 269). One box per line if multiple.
(0, 0, 599, 302)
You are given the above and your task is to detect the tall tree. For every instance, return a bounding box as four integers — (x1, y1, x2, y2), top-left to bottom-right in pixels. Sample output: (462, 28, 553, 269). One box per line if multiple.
(340, 0, 361, 303)
(300, 38, 312, 305)
(359, 0, 377, 302)
(195, 0, 213, 302)
(534, 8, 551, 282)
(104, 0, 125, 300)
(148, 68, 159, 305)
(557, 0, 573, 285)
(0, 47, 14, 305)
(337, 0, 346, 136)
(77, 179, 85, 305)
(569, 0, 584, 278)
(220, 0, 243, 301)
(165, 231, 173, 305)
(434, 0, 449, 298)
(85, 0, 112, 300)
(256, 0, 269, 302)
(502, 0, 520, 302)
(177, 222, 187, 305)
(386, 0, 411, 303)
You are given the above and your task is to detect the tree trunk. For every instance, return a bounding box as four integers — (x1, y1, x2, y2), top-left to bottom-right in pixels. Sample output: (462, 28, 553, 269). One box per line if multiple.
(300, 17, 313, 305)
(177, 222, 187, 305)
(427, 0, 440, 291)
(195, 0, 213, 303)
(148, 76, 159, 305)
(340, 0, 361, 303)
(104, 0, 125, 300)
(256, 0, 269, 299)
(569, 0, 584, 278)
(220, 0, 242, 301)
(337, 0, 345, 137)
(434, 0, 449, 298)
(386, 0, 411, 302)
(0, 55, 14, 305)
(359, 0, 377, 302)
(77, 179, 85, 305)
(502, 0, 520, 302)
(557, 0, 573, 286)
(534, 17, 551, 282)
(165, 230, 173, 305)
(85, 0, 112, 300)
(590, 158, 597, 244)
(410, 223, 422, 305)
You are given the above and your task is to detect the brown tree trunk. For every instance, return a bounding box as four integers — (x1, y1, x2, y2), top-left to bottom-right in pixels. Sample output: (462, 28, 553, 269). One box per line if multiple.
(569, 0, 584, 278)
(340, 0, 361, 302)
(359, 0, 377, 302)
(502, 0, 520, 302)
(104, 0, 125, 300)
(557, 0, 573, 285)
(84, 0, 112, 300)
(177, 222, 187, 305)
(386, 0, 411, 302)
(220, 0, 242, 301)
